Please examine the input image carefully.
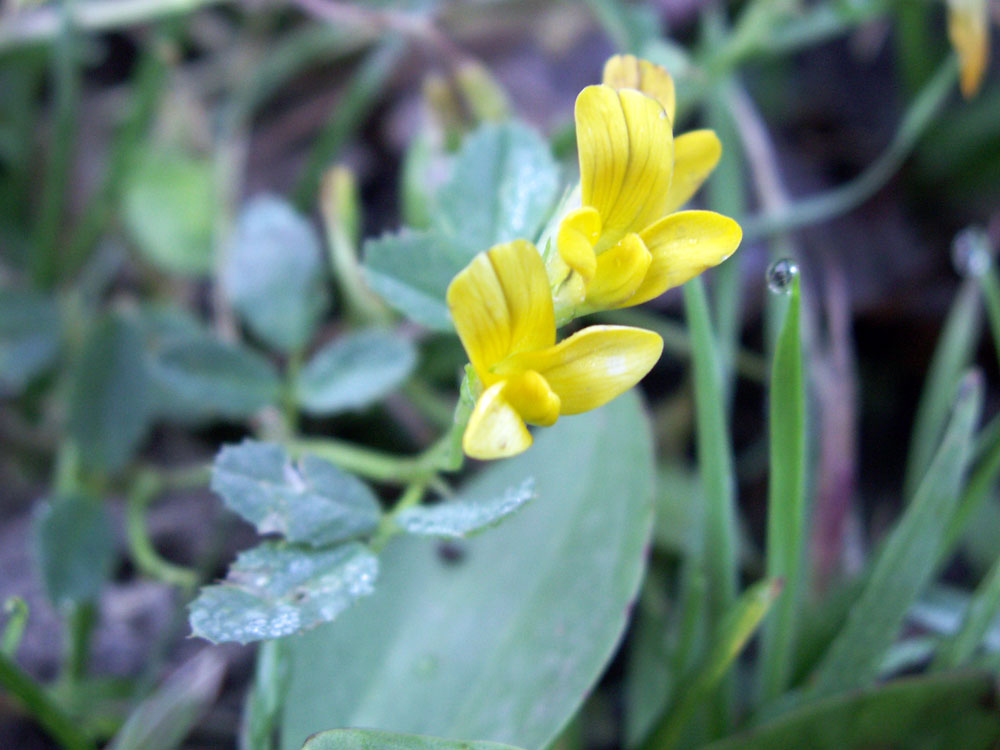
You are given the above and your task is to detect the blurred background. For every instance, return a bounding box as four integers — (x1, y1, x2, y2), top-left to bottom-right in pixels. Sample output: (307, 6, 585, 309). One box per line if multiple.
(1, 0, 999, 747)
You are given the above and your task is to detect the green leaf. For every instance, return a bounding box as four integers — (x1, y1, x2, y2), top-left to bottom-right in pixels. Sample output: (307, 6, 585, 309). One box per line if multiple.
(395, 478, 534, 538)
(624, 580, 673, 747)
(363, 231, 468, 331)
(149, 336, 281, 419)
(298, 329, 417, 415)
(703, 672, 1000, 750)
(188, 541, 378, 644)
(68, 313, 151, 473)
(303, 730, 525, 750)
(644, 579, 782, 750)
(212, 441, 381, 547)
(33, 494, 116, 608)
(809, 372, 982, 699)
(758, 274, 807, 700)
(434, 122, 559, 248)
(108, 650, 226, 750)
(903, 281, 981, 500)
(280, 393, 654, 749)
(0, 285, 60, 393)
(933, 553, 1000, 669)
(224, 196, 330, 352)
(122, 149, 215, 276)
(362, 121, 560, 330)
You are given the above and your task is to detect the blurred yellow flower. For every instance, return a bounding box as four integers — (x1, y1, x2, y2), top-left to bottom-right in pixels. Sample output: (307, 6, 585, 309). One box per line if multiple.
(550, 55, 742, 314)
(447, 240, 663, 459)
(948, 0, 990, 98)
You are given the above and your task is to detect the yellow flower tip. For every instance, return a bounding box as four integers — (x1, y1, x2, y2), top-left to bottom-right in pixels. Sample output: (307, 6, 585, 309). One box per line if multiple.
(628, 211, 743, 307)
(463, 381, 534, 460)
(584, 233, 653, 310)
(602, 54, 677, 124)
(556, 206, 601, 283)
(575, 85, 675, 243)
(948, 0, 990, 98)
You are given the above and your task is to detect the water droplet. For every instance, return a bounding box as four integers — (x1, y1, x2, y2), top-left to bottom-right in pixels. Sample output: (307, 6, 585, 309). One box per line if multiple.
(952, 227, 992, 278)
(766, 258, 799, 294)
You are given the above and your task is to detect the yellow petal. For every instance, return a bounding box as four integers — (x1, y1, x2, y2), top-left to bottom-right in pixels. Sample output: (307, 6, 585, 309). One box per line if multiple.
(948, 0, 989, 98)
(495, 325, 663, 415)
(502, 370, 561, 426)
(576, 85, 674, 248)
(463, 381, 533, 459)
(557, 206, 601, 283)
(585, 233, 653, 310)
(661, 130, 722, 214)
(602, 54, 676, 124)
(447, 240, 555, 383)
(629, 210, 742, 306)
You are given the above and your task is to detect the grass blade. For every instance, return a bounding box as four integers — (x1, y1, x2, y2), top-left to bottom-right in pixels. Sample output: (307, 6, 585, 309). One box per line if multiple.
(809, 371, 982, 699)
(643, 579, 782, 750)
(903, 280, 981, 500)
(933, 554, 1000, 670)
(758, 275, 807, 701)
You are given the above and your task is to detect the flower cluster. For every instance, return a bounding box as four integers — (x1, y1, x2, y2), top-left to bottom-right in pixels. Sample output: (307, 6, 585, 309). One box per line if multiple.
(448, 55, 743, 460)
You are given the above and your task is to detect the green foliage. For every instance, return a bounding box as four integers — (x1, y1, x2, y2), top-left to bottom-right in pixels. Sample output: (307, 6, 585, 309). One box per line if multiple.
(303, 730, 526, 750)
(224, 196, 330, 352)
(0, 285, 60, 393)
(364, 122, 560, 329)
(68, 312, 150, 473)
(122, 149, 215, 276)
(281, 394, 654, 750)
(211, 441, 381, 547)
(395, 478, 534, 538)
(703, 672, 1000, 750)
(808, 373, 982, 698)
(33, 494, 116, 608)
(297, 329, 417, 415)
(188, 542, 378, 644)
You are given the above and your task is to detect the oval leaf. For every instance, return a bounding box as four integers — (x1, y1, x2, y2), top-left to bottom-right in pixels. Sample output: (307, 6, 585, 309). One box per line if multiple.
(189, 541, 378, 644)
(212, 441, 381, 547)
(298, 329, 417, 415)
(280, 393, 654, 749)
(0, 286, 61, 393)
(396, 478, 535, 538)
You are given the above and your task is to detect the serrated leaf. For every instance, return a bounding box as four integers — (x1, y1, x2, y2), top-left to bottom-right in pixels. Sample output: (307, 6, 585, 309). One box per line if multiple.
(68, 312, 151, 473)
(434, 122, 559, 248)
(298, 329, 417, 415)
(33, 494, 116, 608)
(363, 121, 560, 330)
(704, 671, 1000, 750)
(189, 542, 378, 644)
(224, 195, 329, 352)
(303, 729, 526, 750)
(281, 393, 654, 749)
(212, 441, 381, 546)
(363, 230, 469, 331)
(122, 149, 215, 276)
(149, 335, 281, 419)
(396, 478, 534, 538)
(0, 285, 60, 393)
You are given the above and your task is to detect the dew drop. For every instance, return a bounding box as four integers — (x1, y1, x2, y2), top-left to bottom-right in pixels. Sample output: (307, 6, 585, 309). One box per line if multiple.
(951, 227, 991, 278)
(766, 258, 799, 294)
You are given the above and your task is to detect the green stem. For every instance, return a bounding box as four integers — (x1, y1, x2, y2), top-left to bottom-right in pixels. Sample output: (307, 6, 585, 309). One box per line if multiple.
(126, 472, 199, 590)
(287, 437, 443, 484)
(2, 598, 29, 657)
(62, 602, 95, 685)
(740, 57, 958, 242)
(370, 480, 428, 553)
(0, 651, 96, 750)
(282, 350, 305, 437)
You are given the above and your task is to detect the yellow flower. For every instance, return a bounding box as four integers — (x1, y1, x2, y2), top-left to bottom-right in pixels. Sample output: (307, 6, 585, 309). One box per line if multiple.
(948, 0, 990, 98)
(447, 239, 663, 459)
(551, 55, 743, 314)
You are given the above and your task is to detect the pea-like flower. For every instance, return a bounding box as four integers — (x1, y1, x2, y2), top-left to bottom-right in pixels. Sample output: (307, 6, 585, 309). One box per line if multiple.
(447, 239, 663, 459)
(947, 0, 989, 98)
(550, 55, 743, 315)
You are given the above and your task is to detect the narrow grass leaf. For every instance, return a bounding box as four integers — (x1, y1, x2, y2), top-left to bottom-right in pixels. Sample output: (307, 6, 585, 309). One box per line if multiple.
(643, 579, 782, 750)
(758, 275, 807, 700)
(933, 554, 1000, 669)
(903, 281, 980, 500)
(809, 372, 982, 698)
